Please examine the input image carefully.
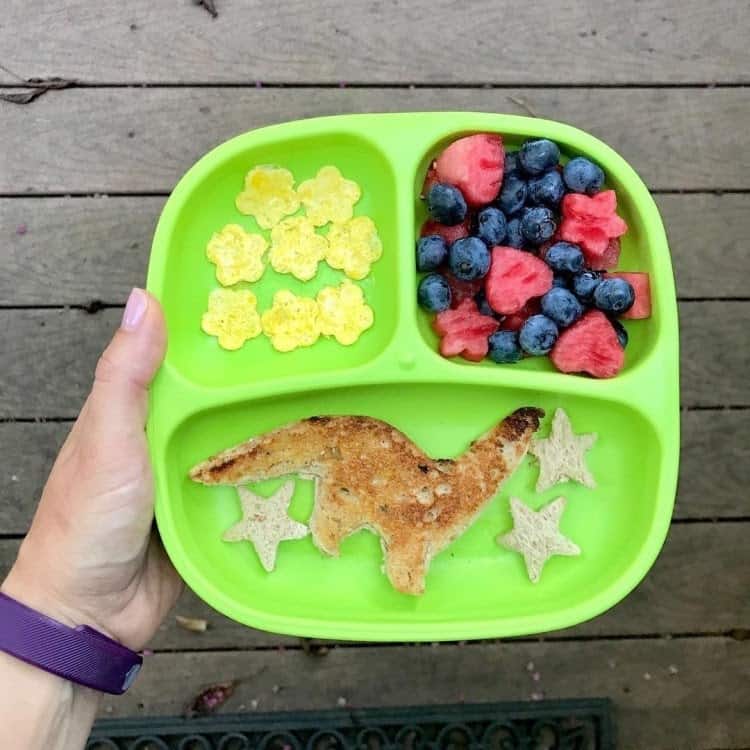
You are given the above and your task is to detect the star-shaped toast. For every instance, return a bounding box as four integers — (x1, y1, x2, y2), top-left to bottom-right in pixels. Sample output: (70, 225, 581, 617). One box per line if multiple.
(498, 496, 580, 583)
(530, 408, 597, 492)
(222, 481, 308, 572)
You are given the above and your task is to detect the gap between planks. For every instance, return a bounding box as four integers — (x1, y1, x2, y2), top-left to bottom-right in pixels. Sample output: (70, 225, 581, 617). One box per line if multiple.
(2, 82, 750, 90)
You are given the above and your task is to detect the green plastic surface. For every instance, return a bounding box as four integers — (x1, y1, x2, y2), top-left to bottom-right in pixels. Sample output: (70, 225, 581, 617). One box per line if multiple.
(147, 113, 679, 641)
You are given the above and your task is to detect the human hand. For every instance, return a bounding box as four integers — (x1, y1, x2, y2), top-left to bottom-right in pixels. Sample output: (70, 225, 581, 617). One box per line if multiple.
(2, 288, 183, 651)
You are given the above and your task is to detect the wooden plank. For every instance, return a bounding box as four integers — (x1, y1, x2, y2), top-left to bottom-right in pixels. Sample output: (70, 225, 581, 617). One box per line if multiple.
(2, 194, 748, 306)
(0, 411, 746, 534)
(0, 197, 158, 305)
(102, 639, 749, 749)
(0, 308, 116, 418)
(0, 303, 745, 418)
(2, 89, 749, 193)
(1, 1, 747, 85)
(677, 410, 750, 518)
(657, 194, 750, 300)
(0, 423, 69, 530)
(2, 524, 748, 648)
(679, 301, 750, 406)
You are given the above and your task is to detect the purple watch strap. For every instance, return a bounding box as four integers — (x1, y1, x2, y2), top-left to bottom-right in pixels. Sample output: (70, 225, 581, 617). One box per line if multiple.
(0, 592, 142, 695)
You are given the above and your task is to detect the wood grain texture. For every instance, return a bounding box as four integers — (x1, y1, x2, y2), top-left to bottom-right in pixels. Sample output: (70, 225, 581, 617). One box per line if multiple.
(2, 88, 749, 193)
(0, 308, 114, 418)
(0, 303, 745, 418)
(0, 197, 158, 304)
(1, 0, 747, 85)
(2, 194, 747, 305)
(677, 410, 750, 518)
(0, 423, 68, 530)
(105, 639, 750, 749)
(657, 193, 750, 299)
(0, 411, 746, 534)
(679, 301, 750, 406)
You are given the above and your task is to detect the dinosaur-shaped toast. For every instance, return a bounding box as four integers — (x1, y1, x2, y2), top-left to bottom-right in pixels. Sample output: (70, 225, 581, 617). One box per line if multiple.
(190, 407, 543, 594)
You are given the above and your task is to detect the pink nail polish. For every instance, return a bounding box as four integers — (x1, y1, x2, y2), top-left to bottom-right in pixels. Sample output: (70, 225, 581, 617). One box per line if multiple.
(121, 288, 148, 331)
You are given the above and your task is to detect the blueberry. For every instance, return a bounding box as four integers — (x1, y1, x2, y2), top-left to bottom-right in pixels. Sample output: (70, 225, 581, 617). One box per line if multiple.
(476, 206, 507, 246)
(519, 138, 560, 176)
(505, 217, 526, 249)
(552, 274, 570, 289)
(475, 289, 498, 318)
(427, 183, 467, 225)
(488, 330, 523, 363)
(527, 170, 566, 207)
(416, 235, 448, 272)
(571, 270, 603, 303)
(449, 237, 491, 280)
(563, 157, 605, 195)
(497, 173, 527, 215)
(519, 314, 559, 355)
(520, 206, 557, 245)
(504, 150, 521, 176)
(540, 287, 584, 328)
(545, 241, 585, 274)
(593, 278, 635, 315)
(417, 273, 451, 312)
(611, 317, 629, 348)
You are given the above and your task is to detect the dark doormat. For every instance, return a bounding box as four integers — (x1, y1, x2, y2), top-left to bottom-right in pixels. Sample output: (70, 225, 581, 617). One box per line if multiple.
(88, 699, 614, 749)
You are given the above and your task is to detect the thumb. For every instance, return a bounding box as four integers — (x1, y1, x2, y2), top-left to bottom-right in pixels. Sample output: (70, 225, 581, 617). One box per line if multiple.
(87, 288, 166, 438)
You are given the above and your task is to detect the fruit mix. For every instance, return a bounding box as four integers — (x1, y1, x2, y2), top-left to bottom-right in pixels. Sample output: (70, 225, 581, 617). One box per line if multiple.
(201, 165, 380, 352)
(416, 134, 652, 378)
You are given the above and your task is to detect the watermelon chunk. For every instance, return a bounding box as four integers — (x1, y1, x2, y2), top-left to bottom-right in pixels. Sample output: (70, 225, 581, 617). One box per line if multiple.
(550, 310, 625, 378)
(559, 218, 609, 264)
(560, 190, 628, 268)
(434, 134, 504, 207)
(420, 218, 471, 245)
(485, 246, 553, 315)
(445, 273, 484, 308)
(561, 234, 621, 271)
(597, 238, 622, 271)
(561, 191, 627, 236)
(434, 298, 500, 361)
(608, 272, 652, 319)
(562, 190, 616, 220)
(500, 298, 541, 332)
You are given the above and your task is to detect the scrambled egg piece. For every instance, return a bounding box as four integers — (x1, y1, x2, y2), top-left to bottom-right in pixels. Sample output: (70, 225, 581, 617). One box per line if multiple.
(269, 216, 328, 281)
(206, 224, 268, 286)
(261, 289, 320, 352)
(296, 166, 361, 226)
(317, 280, 374, 346)
(326, 216, 383, 280)
(201, 289, 262, 350)
(235, 165, 300, 229)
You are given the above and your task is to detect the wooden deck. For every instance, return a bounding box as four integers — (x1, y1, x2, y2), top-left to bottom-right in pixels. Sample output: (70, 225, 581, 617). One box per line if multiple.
(1, 2, 748, 747)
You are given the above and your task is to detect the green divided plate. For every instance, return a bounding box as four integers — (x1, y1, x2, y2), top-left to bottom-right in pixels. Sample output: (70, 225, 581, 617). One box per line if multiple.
(146, 112, 679, 642)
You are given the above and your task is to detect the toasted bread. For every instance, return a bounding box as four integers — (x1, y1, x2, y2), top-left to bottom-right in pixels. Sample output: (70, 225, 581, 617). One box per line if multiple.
(191, 407, 543, 594)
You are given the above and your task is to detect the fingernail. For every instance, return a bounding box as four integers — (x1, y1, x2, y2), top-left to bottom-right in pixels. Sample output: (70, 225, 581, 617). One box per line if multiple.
(121, 288, 148, 331)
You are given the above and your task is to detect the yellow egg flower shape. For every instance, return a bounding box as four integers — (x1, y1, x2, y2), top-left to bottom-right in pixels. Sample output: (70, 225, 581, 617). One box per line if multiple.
(201, 289, 262, 351)
(206, 224, 268, 286)
(326, 216, 383, 280)
(296, 166, 361, 226)
(316, 280, 374, 346)
(261, 289, 321, 352)
(269, 216, 328, 282)
(235, 165, 300, 229)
